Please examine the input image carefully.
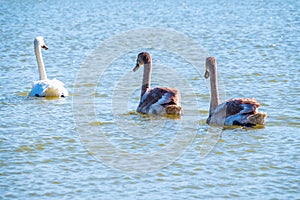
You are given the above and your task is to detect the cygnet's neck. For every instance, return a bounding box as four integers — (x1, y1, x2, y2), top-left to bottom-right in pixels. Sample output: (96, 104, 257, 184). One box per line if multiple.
(209, 63, 220, 114)
(141, 62, 152, 98)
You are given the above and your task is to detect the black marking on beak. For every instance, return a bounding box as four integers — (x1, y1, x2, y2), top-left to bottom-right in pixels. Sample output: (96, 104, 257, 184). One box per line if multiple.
(42, 45, 48, 50)
(133, 63, 140, 72)
(204, 70, 209, 78)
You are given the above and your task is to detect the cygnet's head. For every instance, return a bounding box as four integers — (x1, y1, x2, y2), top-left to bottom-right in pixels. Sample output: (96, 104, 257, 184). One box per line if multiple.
(133, 52, 152, 72)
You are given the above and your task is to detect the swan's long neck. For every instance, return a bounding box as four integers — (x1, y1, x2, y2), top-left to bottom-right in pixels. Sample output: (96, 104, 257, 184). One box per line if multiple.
(209, 64, 220, 114)
(141, 62, 151, 98)
(34, 43, 47, 80)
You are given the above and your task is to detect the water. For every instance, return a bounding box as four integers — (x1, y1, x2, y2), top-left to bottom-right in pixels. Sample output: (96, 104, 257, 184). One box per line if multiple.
(1, 0, 299, 199)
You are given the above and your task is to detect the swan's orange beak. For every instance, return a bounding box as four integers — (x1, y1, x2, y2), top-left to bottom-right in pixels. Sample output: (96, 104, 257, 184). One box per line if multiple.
(42, 45, 48, 50)
(204, 70, 209, 78)
(133, 63, 140, 72)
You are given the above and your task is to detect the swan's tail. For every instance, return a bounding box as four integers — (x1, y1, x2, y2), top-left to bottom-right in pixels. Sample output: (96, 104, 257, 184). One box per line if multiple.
(226, 112, 267, 127)
(248, 112, 267, 125)
(165, 105, 181, 115)
(43, 87, 62, 97)
(44, 83, 68, 97)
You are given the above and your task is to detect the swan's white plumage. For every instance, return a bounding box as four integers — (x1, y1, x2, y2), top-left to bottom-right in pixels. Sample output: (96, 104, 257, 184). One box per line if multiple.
(29, 36, 68, 97)
(29, 79, 68, 97)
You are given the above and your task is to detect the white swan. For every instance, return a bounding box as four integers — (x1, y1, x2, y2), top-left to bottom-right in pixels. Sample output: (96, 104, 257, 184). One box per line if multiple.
(133, 52, 181, 115)
(29, 36, 68, 97)
(204, 57, 267, 127)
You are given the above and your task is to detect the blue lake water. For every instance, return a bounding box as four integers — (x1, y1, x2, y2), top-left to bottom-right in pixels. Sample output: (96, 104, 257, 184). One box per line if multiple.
(0, 0, 299, 199)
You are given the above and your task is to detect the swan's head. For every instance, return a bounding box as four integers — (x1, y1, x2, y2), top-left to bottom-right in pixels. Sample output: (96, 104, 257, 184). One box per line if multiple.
(133, 52, 152, 72)
(34, 36, 48, 50)
(204, 57, 216, 79)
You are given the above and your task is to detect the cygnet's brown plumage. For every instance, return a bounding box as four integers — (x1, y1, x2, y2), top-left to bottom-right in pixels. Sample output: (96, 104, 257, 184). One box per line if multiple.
(204, 57, 267, 127)
(133, 52, 181, 115)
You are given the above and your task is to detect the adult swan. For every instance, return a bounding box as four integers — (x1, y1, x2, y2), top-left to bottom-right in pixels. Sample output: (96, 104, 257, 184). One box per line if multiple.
(133, 52, 181, 115)
(204, 57, 266, 127)
(29, 36, 68, 97)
